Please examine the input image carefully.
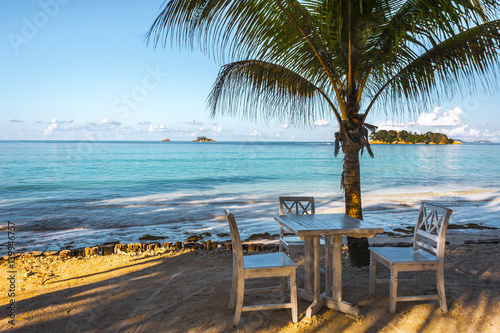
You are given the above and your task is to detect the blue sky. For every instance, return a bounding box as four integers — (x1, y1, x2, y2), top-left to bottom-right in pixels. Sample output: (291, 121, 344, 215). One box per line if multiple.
(1, 0, 500, 142)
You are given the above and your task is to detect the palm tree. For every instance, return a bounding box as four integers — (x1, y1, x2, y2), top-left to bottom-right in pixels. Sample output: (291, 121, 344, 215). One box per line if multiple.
(147, 0, 500, 266)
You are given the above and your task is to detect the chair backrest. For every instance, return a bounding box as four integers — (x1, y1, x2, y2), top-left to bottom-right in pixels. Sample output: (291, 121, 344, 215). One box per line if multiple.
(279, 196, 315, 215)
(413, 202, 452, 261)
(225, 209, 244, 273)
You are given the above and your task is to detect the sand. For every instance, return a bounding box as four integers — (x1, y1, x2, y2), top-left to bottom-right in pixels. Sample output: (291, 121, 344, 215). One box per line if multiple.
(1, 236, 499, 333)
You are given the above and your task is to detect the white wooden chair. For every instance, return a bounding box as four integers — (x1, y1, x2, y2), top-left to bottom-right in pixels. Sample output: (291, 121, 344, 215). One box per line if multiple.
(279, 196, 318, 259)
(369, 202, 453, 313)
(225, 209, 298, 326)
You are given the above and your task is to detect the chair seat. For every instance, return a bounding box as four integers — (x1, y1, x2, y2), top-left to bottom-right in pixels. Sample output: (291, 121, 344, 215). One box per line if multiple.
(370, 247, 437, 264)
(244, 252, 296, 270)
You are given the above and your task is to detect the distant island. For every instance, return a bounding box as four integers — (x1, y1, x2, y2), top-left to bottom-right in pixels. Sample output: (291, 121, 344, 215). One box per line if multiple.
(192, 136, 215, 142)
(470, 140, 492, 144)
(160, 139, 170, 142)
(369, 130, 461, 145)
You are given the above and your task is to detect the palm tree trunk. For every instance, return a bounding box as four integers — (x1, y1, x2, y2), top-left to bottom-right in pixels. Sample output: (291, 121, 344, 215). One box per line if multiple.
(342, 140, 370, 267)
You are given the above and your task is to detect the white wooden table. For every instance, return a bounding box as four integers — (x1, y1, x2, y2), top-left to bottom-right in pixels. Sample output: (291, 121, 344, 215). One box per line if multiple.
(274, 213, 384, 318)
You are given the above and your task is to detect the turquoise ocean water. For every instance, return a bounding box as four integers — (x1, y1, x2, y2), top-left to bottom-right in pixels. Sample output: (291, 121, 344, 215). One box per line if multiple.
(1, 141, 499, 252)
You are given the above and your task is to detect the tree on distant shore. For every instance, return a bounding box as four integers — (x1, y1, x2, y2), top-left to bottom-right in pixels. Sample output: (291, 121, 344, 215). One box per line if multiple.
(147, 1, 500, 266)
(370, 130, 455, 144)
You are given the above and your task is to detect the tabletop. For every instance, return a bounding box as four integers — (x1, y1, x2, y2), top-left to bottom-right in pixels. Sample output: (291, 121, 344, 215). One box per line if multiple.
(274, 213, 384, 237)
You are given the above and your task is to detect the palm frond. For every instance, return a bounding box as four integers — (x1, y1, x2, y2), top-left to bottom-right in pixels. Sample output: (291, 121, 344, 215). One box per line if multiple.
(366, 19, 500, 117)
(207, 60, 334, 126)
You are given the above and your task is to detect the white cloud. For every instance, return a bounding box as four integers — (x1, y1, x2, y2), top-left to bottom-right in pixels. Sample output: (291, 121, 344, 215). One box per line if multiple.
(187, 120, 204, 126)
(102, 117, 121, 126)
(138, 120, 151, 125)
(148, 124, 169, 132)
(283, 123, 290, 129)
(10, 119, 23, 123)
(45, 119, 74, 125)
(274, 132, 281, 138)
(440, 125, 477, 137)
(249, 130, 259, 136)
(314, 119, 330, 126)
(213, 125, 222, 134)
(44, 119, 58, 135)
(418, 107, 463, 127)
(440, 123, 500, 142)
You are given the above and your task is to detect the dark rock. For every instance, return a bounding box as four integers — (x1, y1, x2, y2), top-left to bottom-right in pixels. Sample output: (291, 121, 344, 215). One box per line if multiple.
(127, 244, 143, 253)
(59, 250, 71, 257)
(186, 235, 203, 242)
(485, 238, 500, 244)
(146, 242, 160, 251)
(183, 242, 200, 250)
(138, 234, 167, 241)
(84, 247, 99, 257)
(101, 245, 115, 255)
(71, 249, 85, 257)
(162, 242, 173, 249)
(393, 227, 414, 235)
(23, 251, 43, 258)
(102, 241, 120, 246)
(114, 244, 127, 252)
(245, 232, 279, 242)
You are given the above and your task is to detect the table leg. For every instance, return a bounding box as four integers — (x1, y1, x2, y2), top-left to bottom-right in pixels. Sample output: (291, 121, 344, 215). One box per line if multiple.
(303, 236, 313, 295)
(324, 235, 332, 296)
(305, 236, 324, 318)
(323, 235, 360, 317)
(332, 235, 342, 301)
(313, 236, 320, 302)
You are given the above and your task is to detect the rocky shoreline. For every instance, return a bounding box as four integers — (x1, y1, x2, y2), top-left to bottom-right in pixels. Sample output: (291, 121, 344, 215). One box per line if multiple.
(5, 234, 500, 261)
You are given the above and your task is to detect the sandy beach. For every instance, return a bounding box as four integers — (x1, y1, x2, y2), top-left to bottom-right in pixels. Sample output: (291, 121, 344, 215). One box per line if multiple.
(1, 233, 499, 333)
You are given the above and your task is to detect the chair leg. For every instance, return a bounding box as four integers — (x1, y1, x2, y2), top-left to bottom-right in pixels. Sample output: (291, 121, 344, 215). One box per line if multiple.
(390, 267, 399, 314)
(436, 265, 448, 312)
(279, 225, 284, 253)
(233, 276, 244, 326)
(290, 271, 298, 323)
(289, 246, 295, 260)
(369, 253, 376, 296)
(229, 266, 237, 309)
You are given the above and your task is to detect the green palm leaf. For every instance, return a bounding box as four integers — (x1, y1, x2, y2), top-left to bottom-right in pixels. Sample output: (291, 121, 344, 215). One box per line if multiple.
(208, 60, 336, 125)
